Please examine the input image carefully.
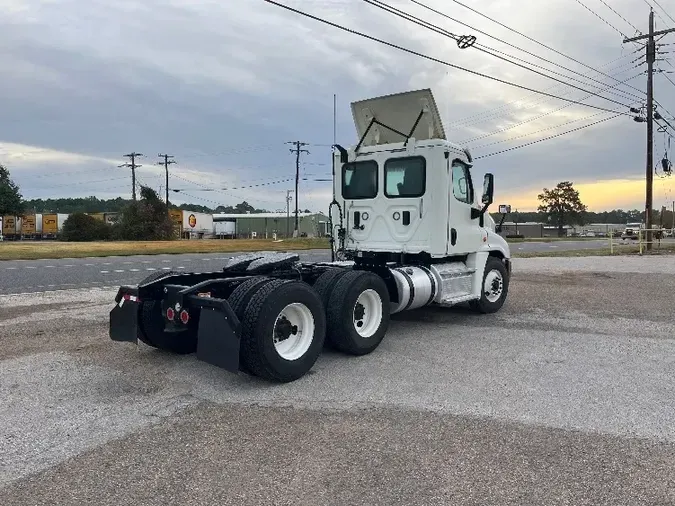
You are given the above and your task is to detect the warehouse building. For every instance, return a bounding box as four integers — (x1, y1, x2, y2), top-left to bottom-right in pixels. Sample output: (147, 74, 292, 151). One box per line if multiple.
(212, 212, 329, 239)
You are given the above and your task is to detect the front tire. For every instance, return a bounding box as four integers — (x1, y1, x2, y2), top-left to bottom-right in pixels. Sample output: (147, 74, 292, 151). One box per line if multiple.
(469, 256, 509, 314)
(325, 270, 390, 355)
(239, 279, 326, 382)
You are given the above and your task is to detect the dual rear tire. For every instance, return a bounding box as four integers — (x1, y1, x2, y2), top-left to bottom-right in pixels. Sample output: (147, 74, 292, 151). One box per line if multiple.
(229, 268, 391, 382)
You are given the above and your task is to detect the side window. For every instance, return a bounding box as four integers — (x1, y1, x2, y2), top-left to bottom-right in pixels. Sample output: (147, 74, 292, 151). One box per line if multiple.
(342, 160, 378, 199)
(384, 156, 426, 198)
(451, 161, 473, 204)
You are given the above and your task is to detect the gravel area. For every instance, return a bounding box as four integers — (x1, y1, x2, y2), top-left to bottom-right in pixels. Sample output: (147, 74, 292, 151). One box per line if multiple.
(0, 255, 674, 505)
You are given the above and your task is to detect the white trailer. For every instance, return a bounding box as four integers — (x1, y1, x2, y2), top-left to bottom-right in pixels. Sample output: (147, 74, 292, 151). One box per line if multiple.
(181, 211, 213, 239)
(109, 88, 511, 383)
(214, 220, 236, 238)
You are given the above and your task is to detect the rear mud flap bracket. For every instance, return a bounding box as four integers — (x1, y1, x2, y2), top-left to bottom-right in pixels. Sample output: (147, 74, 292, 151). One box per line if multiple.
(192, 296, 242, 374)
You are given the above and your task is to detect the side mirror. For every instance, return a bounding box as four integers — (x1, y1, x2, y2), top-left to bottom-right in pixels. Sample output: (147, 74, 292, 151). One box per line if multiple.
(482, 173, 494, 206)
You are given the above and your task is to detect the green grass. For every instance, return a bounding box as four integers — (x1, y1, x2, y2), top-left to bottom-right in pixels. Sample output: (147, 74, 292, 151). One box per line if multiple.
(512, 244, 675, 258)
(0, 238, 331, 261)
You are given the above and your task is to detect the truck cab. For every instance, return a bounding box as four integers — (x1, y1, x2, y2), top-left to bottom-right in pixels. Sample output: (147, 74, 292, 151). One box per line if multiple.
(331, 88, 509, 262)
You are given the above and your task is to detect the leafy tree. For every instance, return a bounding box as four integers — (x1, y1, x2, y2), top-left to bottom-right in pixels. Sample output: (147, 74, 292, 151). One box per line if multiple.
(537, 181, 588, 236)
(113, 186, 175, 240)
(61, 213, 111, 241)
(0, 163, 24, 215)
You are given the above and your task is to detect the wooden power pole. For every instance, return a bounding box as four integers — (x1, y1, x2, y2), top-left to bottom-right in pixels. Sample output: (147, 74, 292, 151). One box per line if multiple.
(623, 9, 675, 250)
(157, 154, 176, 209)
(119, 152, 143, 201)
(286, 141, 309, 237)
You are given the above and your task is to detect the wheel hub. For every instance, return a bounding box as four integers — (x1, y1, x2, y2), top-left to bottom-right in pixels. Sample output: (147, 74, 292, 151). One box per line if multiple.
(352, 289, 383, 338)
(274, 316, 298, 343)
(272, 303, 315, 361)
(484, 269, 504, 303)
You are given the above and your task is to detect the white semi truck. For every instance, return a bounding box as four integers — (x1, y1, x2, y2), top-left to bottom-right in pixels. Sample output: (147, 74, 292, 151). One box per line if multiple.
(109, 89, 511, 383)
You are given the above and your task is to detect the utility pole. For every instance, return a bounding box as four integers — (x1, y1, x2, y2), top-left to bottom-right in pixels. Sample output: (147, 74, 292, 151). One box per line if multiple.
(286, 141, 309, 237)
(157, 154, 176, 210)
(119, 152, 143, 201)
(285, 189, 294, 238)
(623, 10, 675, 251)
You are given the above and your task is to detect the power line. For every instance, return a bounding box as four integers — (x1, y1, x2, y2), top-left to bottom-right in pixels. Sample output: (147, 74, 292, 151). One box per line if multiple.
(652, 0, 675, 25)
(448, 54, 640, 128)
(452, 61, 643, 133)
(445, 0, 648, 97)
(572, 0, 628, 37)
(409, 0, 643, 103)
(369, 0, 641, 105)
(474, 113, 623, 159)
(471, 108, 619, 149)
(461, 71, 644, 143)
(642, 0, 669, 26)
(596, 0, 642, 34)
(263, 0, 634, 117)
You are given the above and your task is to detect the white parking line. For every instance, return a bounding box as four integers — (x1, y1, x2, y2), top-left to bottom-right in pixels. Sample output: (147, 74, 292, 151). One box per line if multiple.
(114, 269, 124, 273)
(146, 268, 156, 271)
(129, 269, 140, 272)
(5, 267, 17, 270)
(100, 270, 109, 274)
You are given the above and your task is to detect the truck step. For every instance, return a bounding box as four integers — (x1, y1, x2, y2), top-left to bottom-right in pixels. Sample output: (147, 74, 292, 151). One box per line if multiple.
(430, 263, 475, 304)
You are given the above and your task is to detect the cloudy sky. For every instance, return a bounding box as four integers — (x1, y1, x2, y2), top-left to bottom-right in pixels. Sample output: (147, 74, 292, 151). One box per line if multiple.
(2, 0, 675, 212)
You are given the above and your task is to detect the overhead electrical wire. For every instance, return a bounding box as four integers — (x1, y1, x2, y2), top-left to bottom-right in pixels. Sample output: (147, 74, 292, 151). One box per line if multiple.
(451, 60, 643, 131)
(596, 0, 642, 34)
(263, 0, 634, 117)
(461, 71, 644, 143)
(379, 0, 644, 103)
(448, 54, 641, 128)
(445, 0, 648, 97)
(474, 113, 624, 159)
(471, 108, 623, 149)
(642, 0, 669, 25)
(651, 0, 675, 25)
(572, 0, 628, 37)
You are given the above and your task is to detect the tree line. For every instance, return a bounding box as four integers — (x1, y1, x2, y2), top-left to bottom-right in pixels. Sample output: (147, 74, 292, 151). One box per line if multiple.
(2, 165, 673, 241)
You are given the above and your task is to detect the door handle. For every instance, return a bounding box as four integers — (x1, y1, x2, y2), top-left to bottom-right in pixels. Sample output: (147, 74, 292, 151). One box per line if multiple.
(451, 228, 457, 245)
(402, 211, 411, 226)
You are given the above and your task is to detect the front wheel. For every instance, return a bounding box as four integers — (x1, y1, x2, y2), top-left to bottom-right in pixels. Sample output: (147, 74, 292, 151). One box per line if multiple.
(469, 256, 509, 314)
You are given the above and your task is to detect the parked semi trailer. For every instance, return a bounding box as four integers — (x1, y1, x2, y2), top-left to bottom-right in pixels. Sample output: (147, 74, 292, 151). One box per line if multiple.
(109, 89, 512, 382)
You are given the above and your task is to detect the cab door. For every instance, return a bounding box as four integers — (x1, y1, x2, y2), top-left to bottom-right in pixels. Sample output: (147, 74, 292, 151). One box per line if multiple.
(447, 159, 485, 255)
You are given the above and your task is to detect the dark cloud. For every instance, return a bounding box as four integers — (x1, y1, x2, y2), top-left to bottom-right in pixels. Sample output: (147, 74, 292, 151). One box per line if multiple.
(1, 0, 674, 210)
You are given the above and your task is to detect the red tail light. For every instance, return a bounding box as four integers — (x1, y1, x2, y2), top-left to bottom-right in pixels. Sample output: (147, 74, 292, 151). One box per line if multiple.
(166, 308, 175, 321)
(179, 310, 189, 324)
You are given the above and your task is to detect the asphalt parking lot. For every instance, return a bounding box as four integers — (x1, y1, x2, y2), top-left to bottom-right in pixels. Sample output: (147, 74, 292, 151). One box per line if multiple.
(1, 255, 674, 505)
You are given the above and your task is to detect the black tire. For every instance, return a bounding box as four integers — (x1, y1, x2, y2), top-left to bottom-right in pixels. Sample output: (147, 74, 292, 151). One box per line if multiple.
(226, 276, 275, 374)
(325, 270, 390, 356)
(136, 270, 179, 348)
(313, 267, 351, 308)
(239, 279, 326, 382)
(469, 256, 509, 314)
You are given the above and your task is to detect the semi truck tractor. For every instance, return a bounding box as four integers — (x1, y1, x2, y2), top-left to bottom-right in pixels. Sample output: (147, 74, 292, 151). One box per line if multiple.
(109, 88, 511, 382)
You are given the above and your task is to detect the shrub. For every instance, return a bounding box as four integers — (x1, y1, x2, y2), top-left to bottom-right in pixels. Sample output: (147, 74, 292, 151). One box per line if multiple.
(61, 213, 111, 241)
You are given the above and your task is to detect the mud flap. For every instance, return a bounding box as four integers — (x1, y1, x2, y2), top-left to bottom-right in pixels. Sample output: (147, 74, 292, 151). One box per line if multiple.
(192, 296, 242, 374)
(109, 288, 140, 343)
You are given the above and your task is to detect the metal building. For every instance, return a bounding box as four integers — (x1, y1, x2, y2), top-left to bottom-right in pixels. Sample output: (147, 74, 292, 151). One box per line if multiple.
(212, 212, 329, 239)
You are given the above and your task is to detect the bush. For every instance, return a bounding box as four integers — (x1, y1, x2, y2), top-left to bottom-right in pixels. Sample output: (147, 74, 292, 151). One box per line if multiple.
(61, 213, 111, 241)
(113, 186, 175, 241)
